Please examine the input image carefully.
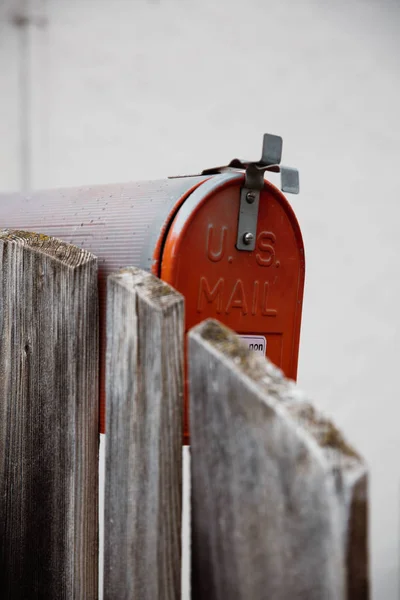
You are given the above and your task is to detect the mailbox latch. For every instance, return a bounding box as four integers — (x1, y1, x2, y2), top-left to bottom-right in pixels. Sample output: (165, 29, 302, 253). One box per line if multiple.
(202, 133, 300, 252)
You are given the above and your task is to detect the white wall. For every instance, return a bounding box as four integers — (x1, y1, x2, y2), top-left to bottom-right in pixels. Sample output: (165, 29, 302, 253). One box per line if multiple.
(1, 0, 400, 597)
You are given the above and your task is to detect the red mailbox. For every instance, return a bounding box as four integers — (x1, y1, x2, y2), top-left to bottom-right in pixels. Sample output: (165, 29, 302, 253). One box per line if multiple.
(0, 134, 304, 442)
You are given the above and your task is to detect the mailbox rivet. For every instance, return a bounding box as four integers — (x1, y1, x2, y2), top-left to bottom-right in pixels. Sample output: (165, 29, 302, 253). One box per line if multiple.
(246, 191, 256, 204)
(243, 232, 254, 245)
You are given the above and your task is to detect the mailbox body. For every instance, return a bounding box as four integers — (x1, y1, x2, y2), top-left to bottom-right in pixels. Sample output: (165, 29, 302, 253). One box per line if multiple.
(0, 173, 305, 440)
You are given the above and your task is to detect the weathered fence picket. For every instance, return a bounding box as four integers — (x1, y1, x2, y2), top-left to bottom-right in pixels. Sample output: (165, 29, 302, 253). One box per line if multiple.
(0, 232, 369, 599)
(0, 231, 99, 599)
(189, 319, 369, 600)
(104, 268, 184, 600)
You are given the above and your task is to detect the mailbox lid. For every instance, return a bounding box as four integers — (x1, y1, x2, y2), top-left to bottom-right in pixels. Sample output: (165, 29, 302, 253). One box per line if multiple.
(160, 172, 305, 380)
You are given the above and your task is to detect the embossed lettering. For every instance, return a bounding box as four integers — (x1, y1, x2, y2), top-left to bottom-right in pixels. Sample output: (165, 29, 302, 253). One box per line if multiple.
(262, 282, 277, 317)
(197, 277, 277, 317)
(252, 280, 259, 315)
(226, 279, 248, 315)
(197, 277, 224, 313)
(206, 225, 228, 262)
(256, 231, 276, 267)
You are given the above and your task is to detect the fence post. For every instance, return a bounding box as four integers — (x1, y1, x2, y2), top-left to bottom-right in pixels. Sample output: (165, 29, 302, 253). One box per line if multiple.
(189, 319, 369, 600)
(0, 230, 99, 599)
(104, 267, 184, 600)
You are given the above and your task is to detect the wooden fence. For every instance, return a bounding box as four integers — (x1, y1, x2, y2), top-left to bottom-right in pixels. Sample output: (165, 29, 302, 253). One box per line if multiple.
(0, 231, 369, 599)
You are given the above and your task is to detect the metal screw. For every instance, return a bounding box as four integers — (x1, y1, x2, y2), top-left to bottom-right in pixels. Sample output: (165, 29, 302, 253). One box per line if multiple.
(246, 191, 256, 204)
(243, 232, 254, 245)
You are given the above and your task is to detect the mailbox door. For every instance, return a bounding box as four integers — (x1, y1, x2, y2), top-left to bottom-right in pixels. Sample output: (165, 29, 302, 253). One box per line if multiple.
(159, 173, 305, 441)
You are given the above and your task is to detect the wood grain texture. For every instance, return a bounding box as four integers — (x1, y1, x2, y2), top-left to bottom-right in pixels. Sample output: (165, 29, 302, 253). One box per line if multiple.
(346, 473, 369, 599)
(0, 230, 99, 600)
(104, 267, 184, 600)
(189, 319, 369, 600)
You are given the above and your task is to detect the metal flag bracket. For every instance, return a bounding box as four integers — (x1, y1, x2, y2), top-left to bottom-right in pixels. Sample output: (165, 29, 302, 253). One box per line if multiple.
(202, 133, 300, 252)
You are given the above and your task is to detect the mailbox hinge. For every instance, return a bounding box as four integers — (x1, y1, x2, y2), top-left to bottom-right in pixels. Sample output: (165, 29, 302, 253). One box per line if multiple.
(202, 133, 300, 252)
